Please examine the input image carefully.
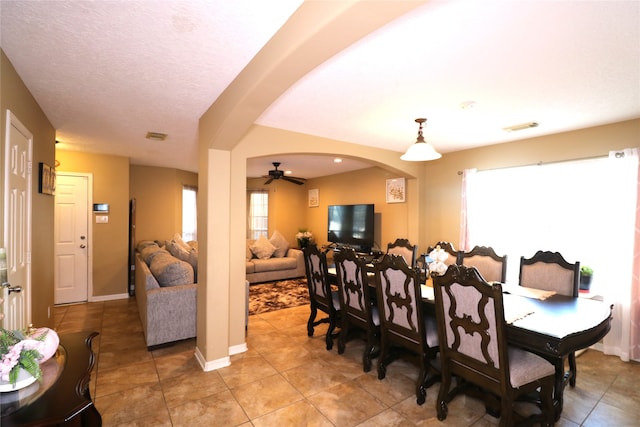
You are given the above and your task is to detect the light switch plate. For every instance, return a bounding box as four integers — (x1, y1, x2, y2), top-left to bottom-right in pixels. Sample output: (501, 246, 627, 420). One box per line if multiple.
(95, 215, 109, 224)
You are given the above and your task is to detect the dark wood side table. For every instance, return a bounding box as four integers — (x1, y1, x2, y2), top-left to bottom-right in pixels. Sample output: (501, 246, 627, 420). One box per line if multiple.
(0, 331, 101, 426)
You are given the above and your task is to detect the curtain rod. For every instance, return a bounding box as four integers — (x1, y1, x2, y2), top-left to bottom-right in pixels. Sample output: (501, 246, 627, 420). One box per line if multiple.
(456, 153, 610, 176)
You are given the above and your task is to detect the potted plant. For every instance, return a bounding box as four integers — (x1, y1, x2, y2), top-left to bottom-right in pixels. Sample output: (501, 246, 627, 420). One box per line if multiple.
(579, 265, 593, 291)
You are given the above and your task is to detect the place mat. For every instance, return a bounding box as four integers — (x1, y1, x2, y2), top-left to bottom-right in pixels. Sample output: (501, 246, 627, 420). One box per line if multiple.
(500, 283, 556, 300)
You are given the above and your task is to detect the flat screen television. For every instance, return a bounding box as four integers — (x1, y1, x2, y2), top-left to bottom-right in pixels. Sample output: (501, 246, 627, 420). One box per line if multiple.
(327, 204, 375, 252)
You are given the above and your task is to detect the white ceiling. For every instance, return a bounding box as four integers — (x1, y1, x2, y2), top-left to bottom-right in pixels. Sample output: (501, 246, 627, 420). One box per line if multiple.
(1, 0, 639, 179)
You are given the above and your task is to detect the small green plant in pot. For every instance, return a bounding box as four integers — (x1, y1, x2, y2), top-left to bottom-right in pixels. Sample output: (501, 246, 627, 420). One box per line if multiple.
(579, 265, 593, 291)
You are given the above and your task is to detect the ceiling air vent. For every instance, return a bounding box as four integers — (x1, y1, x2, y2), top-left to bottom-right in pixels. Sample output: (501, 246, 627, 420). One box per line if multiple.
(503, 122, 539, 132)
(146, 131, 168, 141)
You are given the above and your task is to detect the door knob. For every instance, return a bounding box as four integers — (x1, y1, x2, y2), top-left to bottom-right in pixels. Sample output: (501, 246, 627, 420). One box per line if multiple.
(1, 282, 21, 294)
(80, 244, 86, 249)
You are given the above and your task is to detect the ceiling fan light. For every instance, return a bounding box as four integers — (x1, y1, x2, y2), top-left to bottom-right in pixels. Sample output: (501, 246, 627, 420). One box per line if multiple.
(400, 118, 442, 161)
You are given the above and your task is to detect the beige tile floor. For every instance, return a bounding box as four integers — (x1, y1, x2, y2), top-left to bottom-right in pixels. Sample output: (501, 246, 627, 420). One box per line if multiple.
(52, 299, 640, 426)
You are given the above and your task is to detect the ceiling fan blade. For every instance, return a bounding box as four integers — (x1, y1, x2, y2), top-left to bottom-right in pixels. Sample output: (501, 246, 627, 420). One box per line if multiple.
(283, 176, 305, 185)
(264, 178, 274, 185)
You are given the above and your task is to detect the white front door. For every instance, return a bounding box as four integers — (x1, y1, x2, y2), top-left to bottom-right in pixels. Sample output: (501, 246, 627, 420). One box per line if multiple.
(54, 174, 89, 304)
(2, 111, 32, 330)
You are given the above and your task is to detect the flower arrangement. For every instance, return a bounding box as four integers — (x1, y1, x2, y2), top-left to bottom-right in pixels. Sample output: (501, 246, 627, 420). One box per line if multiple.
(296, 229, 314, 249)
(428, 245, 450, 276)
(0, 326, 59, 387)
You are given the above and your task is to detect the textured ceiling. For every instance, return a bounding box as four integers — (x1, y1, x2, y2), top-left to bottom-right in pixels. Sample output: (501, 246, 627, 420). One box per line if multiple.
(1, 0, 639, 178)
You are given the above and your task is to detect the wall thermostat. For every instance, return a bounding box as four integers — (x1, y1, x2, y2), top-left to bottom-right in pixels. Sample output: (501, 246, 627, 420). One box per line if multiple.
(93, 203, 109, 213)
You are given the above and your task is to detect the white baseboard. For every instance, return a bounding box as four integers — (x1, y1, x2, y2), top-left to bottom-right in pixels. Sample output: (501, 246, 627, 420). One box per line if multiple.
(230, 342, 248, 355)
(195, 346, 231, 372)
(89, 292, 130, 302)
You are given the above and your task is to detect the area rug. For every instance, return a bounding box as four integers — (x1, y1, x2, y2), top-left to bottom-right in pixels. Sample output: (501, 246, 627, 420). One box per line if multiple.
(248, 278, 309, 315)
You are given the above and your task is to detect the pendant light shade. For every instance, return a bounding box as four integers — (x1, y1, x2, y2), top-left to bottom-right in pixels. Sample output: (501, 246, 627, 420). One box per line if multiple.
(400, 118, 442, 161)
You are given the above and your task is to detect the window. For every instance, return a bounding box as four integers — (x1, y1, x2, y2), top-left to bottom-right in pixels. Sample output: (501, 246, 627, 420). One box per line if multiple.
(182, 186, 197, 241)
(247, 190, 268, 240)
(465, 154, 636, 295)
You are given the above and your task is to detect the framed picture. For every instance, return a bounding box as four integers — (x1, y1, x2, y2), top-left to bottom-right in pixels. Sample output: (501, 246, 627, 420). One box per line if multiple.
(386, 177, 405, 203)
(308, 188, 319, 207)
(38, 162, 56, 195)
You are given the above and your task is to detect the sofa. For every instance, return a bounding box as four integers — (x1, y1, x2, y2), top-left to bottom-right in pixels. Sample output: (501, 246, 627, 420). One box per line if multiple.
(134, 237, 197, 349)
(246, 231, 306, 284)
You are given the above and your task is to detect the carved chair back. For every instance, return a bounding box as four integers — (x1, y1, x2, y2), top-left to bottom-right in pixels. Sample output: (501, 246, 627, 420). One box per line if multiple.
(387, 238, 418, 268)
(458, 245, 508, 283)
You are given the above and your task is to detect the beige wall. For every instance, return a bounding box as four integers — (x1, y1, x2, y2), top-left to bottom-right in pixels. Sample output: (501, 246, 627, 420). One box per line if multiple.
(304, 167, 416, 253)
(247, 164, 426, 257)
(130, 165, 198, 244)
(56, 150, 130, 297)
(1, 50, 57, 327)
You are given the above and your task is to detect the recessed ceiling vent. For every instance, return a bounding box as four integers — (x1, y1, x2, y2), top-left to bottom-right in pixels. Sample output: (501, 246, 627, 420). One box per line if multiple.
(146, 131, 168, 141)
(503, 122, 539, 132)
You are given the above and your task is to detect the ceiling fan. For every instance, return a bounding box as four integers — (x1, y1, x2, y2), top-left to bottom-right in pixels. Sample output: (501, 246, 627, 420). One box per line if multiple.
(263, 162, 306, 185)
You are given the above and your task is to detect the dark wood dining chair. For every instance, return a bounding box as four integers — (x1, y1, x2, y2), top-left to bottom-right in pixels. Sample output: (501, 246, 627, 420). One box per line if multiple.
(457, 245, 507, 283)
(374, 254, 440, 405)
(519, 250, 580, 297)
(519, 250, 580, 388)
(333, 247, 380, 372)
(303, 244, 341, 350)
(428, 241, 459, 266)
(387, 238, 417, 268)
(433, 264, 556, 427)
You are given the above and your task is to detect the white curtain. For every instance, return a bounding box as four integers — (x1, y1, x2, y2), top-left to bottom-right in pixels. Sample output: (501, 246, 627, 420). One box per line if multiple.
(602, 148, 638, 361)
(631, 152, 640, 361)
(247, 190, 268, 240)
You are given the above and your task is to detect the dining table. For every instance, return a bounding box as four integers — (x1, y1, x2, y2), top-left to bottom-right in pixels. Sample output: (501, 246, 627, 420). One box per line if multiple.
(327, 265, 613, 419)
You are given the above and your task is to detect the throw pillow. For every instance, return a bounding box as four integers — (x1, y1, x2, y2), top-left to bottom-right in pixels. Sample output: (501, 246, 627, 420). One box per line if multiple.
(136, 240, 157, 252)
(149, 252, 194, 287)
(140, 244, 164, 264)
(269, 230, 290, 258)
(167, 240, 198, 276)
(250, 235, 276, 260)
(172, 233, 192, 252)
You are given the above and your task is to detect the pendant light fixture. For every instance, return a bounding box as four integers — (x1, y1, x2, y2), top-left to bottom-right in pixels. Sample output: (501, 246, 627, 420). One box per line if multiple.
(400, 118, 442, 161)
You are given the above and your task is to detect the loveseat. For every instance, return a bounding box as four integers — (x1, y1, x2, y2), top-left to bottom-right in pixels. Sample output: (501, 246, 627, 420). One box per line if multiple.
(246, 231, 305, 284)
(134, 237, 197, 349)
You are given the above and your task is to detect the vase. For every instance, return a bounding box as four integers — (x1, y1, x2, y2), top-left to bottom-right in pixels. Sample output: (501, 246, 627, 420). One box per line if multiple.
(579, 275, 592, 291)
(0, 368, 37, 392)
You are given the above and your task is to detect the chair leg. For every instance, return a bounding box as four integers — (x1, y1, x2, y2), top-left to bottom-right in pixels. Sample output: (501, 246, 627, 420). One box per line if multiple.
(337, 322, 348, 354)
(377, 341, 389, 380)
(307, 306, 318, 337)
(416, 366, 427, 405)
(568, 351, 577, 387)
(326, 316, 337, 350)
(436, 372, 451, 421)
(498, 397, 513, 427)
(363, 332, 379, 373)
(362, 349, 372, 373)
